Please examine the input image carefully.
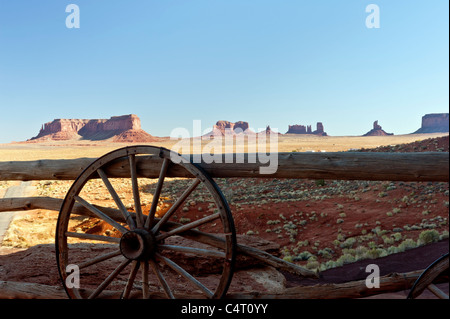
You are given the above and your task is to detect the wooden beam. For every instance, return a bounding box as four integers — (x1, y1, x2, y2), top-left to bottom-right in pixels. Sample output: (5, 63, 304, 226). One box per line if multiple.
(226, 270, 424, 299)
(0, 281, 68, 299)
(0, 152, 448, 182)
(0, 196, 124, 222)
(0, 270, 424, 299)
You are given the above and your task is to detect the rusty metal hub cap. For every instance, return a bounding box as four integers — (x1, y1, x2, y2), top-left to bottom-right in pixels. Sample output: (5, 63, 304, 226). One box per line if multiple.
(120, 229, 156, 260)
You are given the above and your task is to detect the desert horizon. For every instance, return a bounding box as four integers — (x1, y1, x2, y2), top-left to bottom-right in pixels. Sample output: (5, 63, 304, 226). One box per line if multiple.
(0, 132, 447, 162)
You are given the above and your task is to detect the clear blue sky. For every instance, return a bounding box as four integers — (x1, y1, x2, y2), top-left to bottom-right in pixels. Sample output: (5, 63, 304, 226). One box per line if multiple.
(0, 1, 448, 143)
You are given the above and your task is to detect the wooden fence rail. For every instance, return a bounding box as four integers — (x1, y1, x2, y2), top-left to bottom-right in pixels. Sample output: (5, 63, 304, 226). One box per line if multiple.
(0, 152, 448, 182)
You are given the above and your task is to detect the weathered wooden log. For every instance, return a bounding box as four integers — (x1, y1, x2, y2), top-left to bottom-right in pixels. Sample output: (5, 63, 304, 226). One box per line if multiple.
(0, 281, 68, 299)
(0, 196, 124, 221)
(0, 270, 424, 299)
(236, 270, 424, 299)
(0, 197, 63, 213)
(0, 152, 448, 182)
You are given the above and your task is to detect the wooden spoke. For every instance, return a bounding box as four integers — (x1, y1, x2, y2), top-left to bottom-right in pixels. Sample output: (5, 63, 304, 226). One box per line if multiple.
(427, 283, 449, 299)
(74, 195, 129, 234)
(151, 179, 201, 234)
(97, 168, 136, 230)
(156, 253, 213, 299)
(144, 158, 171, 229)
(141, 261, 149, 299)
(65, 231, 121, 243)
(149, 259, 174, 299)
(88, 258, 131, 299)
(159, 244, 226, 258)
(78, 250, 122, 269)
(156, 213, 220, 241)
(129, 154, 144, 228)
(122, 260, 140, 299)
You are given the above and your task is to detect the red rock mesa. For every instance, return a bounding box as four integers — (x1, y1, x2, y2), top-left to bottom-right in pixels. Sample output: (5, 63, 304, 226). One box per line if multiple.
(29, 114, 156, 143)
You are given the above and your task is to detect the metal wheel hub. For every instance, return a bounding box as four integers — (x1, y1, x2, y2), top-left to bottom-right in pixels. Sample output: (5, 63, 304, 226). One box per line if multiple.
(120, 229, 156, 261)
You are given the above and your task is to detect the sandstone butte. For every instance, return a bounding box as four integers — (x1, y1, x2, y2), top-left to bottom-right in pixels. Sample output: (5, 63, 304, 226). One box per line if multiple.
(413, 113, 449, 134)
(363, 120, 394, 136)
(28, 114, 157, 143)
(285, 122, 327, 136)
(203, 121, 281, 138)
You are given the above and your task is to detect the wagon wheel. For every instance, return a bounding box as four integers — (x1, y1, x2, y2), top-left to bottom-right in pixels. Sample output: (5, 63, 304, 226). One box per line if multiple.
(56, 146, 236, 299)
(407, 253, 449, 299)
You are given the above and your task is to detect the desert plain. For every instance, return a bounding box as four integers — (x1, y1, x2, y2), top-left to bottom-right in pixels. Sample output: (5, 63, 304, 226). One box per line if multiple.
(1, 132, 448, 161)
(0, 132, 448, 299)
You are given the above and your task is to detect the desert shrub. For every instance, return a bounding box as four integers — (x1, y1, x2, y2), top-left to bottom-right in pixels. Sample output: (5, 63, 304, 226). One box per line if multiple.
(382, 235, 394, 245)
(355, 245, 367, 257)
(306, 260, 320, 270)
(418, 229, 440, 245)
(321, 260, 340, 270)
(440, 230, 449, 240)
(368, 241, 377, 249)
(392, 232, 403, 242)
(295, 251, 313, 261)
(397, 238, 417, 252)
(296, 240, 309, 247)
(364, 248, 386, 259)
(337, 253, 355, 265)
(387, 246, 399, 254)
(315, 179, 325, 187)
(340, 237, 356, 249)
(317, 247, 334, 259)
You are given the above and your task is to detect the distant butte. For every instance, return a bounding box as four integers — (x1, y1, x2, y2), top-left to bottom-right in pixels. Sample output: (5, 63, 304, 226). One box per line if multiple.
(203, 121, 281, 138)
(204, 120, 255, 137)
(28, 114, 157, 143)
(413, 113, 449, 134)
(363, 120, 393, 136)
(286, 122, 327, 136)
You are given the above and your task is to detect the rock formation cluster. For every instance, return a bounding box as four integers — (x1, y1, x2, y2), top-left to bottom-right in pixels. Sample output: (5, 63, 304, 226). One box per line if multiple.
(286, 122, 327, 136)
(205, 120, 255, 137)
(26, 112, 448, 143)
